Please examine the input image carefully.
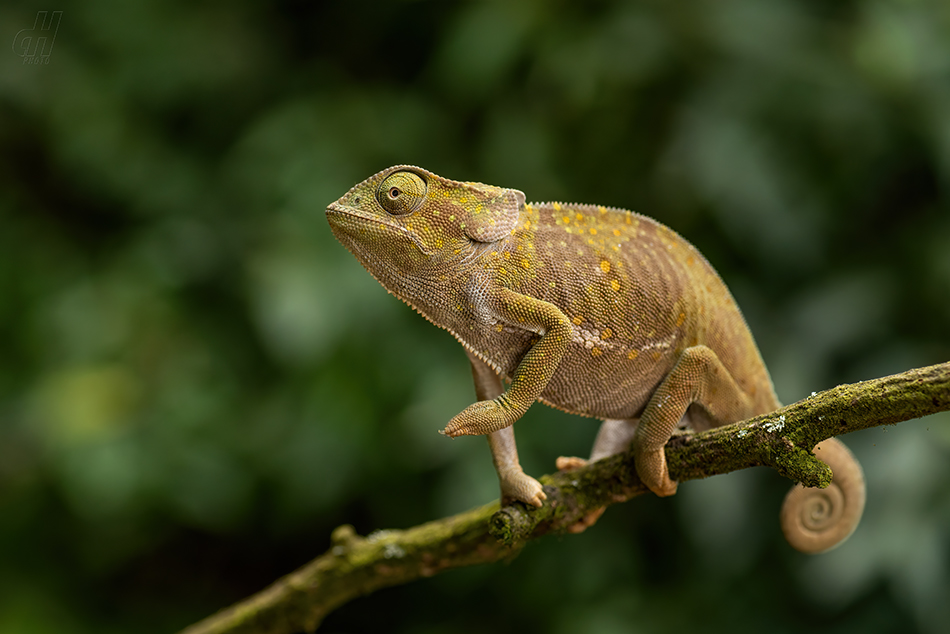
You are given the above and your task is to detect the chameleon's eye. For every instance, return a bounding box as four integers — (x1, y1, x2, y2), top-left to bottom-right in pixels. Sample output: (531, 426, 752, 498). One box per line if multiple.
(376, 171, 427, 215)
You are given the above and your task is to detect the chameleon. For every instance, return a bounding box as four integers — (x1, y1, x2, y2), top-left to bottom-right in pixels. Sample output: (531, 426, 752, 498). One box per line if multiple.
(326, 165, 866, 553)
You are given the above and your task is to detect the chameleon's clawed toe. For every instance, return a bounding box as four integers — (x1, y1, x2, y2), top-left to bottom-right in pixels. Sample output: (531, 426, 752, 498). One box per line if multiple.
(556, 456, 588, 472)
(443, 400, 511, 437)
(501, 470, 546, 508)
(636, 449, 679, 497)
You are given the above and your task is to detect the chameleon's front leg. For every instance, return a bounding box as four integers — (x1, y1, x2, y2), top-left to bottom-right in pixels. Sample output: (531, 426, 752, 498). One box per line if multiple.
(467, 351, 547, 507)
(442, 288, 573, 437)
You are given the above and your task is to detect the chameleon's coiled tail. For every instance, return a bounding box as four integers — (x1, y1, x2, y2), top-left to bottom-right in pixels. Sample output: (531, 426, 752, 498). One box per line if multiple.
(780, 438, 866, 554)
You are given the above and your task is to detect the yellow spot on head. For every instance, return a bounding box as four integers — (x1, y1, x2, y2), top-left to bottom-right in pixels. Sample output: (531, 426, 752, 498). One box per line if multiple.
(591, 347, 602, 357)
(598, 206, 607, 214)
(600, 260, 611, 273)
(590, 228, 597, 235)
(627, 350, 638, 360)
(495, 324, 503, 332)
(613, 229, 621, 236)
(562, 216, 571, 224)
(549, 281, 556, 288)
(610, 279, 621, 292)
(521, 258, 530, 269)
(553, 202, 562, 211)
(576, 213, 583, 221)
(572, 316, 583, 326)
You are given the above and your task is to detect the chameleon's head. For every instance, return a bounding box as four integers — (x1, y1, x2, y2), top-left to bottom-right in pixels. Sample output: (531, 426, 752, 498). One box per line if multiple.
(326, 165, 525, 277)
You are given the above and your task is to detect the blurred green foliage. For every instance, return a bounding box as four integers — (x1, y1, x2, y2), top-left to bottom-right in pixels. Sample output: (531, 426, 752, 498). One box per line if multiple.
(1, 0, 949, 633)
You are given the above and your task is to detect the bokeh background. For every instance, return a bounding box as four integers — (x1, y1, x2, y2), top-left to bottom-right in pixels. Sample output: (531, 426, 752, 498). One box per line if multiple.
(2, 1, 950, 633)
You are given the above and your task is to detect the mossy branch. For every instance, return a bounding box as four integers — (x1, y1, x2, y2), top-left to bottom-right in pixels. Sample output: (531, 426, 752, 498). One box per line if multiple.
(180, 362, 950, 634)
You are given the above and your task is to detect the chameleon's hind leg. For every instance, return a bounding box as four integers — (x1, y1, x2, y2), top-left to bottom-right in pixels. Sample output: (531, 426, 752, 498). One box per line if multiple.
(468, 351, 546, 508)
(633, 345, 755, 497)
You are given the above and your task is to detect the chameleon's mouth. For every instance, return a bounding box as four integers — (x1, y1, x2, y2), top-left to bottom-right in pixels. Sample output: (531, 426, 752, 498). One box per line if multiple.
(326, 203, 432, 255)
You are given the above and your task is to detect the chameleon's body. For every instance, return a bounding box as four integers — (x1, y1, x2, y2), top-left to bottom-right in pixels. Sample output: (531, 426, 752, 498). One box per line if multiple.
(327, 165, 865, 553)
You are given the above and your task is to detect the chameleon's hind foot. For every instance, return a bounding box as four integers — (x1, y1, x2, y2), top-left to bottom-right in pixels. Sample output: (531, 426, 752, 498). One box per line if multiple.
(556, 456, 588, 471)
(635, 448, 678, 497)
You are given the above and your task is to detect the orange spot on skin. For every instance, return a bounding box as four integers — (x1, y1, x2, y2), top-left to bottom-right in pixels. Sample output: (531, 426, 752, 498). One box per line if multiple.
(687, 256, 695, 266)
(572, 316, 583, 325)
(627, 350, 638, 360)
(576, 213, 583, 221)
(676, 312, 686, 327)
(600, 260, 611, 273)
(591, 347, 602, 357)
(563, 216, 571, 224)
(610, 279, 621, 292)
(652, 351, 662, 361)
(613, 229, 621, 236)
(602, 328, 612, 339)
(590, 228, 597, 235)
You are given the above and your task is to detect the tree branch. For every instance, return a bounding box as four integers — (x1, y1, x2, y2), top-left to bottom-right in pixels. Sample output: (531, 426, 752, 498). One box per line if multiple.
(180, 362, 950, 634)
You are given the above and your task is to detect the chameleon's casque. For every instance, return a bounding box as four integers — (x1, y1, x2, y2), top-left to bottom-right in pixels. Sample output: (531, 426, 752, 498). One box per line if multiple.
(327, 165, 866, 554)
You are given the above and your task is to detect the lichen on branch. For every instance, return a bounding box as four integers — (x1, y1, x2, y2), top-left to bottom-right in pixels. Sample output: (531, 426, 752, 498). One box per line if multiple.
(181, 362, 950, 634)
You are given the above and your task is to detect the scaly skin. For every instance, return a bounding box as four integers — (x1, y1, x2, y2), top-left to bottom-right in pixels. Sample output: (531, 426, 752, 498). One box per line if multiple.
(327, 165, 865, 552)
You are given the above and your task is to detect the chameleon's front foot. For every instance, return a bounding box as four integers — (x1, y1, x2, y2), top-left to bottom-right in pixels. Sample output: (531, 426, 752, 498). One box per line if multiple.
(636, 448, 678, 497)
(441, 399, 514, 437)
(499, 469, 547, 508)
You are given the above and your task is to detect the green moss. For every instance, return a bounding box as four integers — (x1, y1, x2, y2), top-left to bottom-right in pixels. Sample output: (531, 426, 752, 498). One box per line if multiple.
(773, 448, 833, 488)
